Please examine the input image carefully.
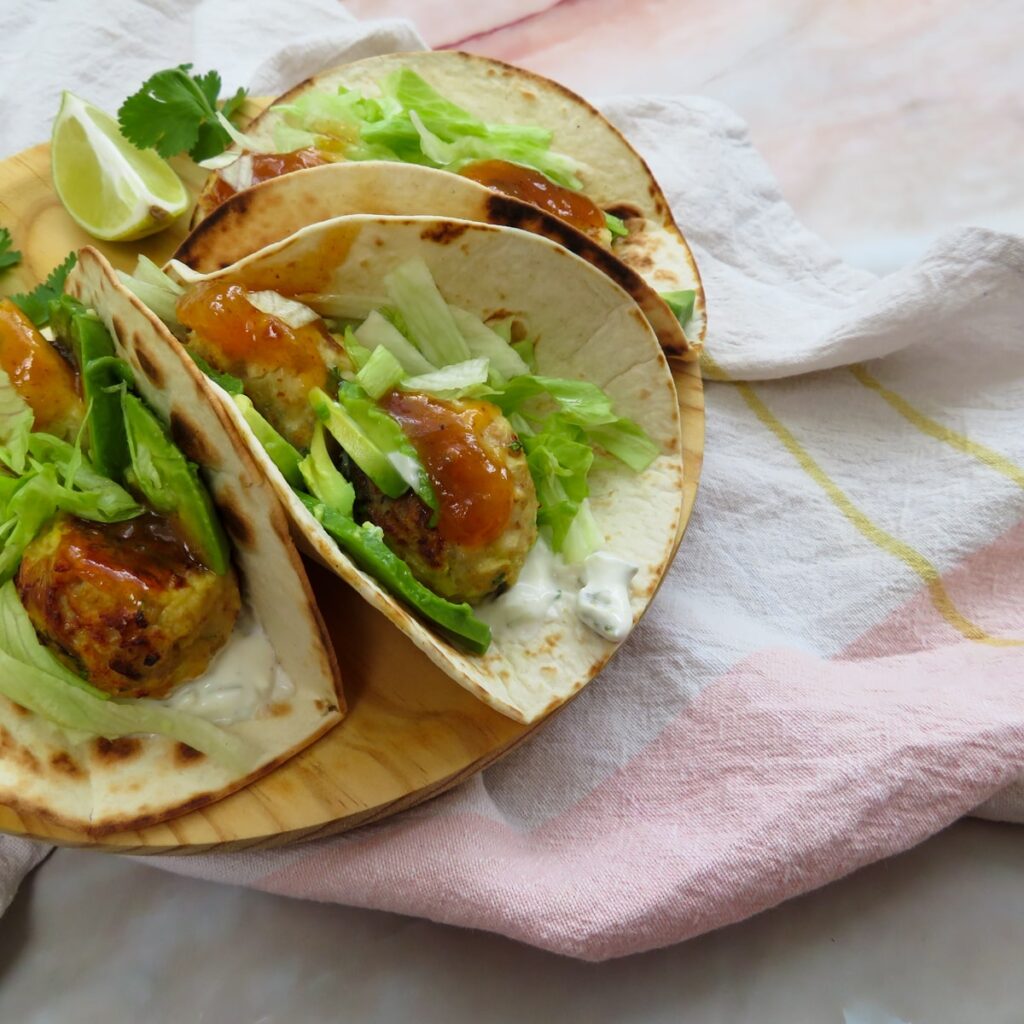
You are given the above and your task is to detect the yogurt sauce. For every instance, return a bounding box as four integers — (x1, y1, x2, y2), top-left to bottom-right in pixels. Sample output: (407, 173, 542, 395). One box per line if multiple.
(164, 609, 294, 725)
(576, 552, 639, 642)
(478, 539, 639, 643)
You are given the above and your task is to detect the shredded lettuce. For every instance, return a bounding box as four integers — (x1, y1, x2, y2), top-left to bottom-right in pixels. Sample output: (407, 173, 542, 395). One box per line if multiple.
(585, 419, 659, 473)
(341, 324, 373, 372)
(0, 369, 34, 474)
(118, 256, 186, 336)
(335, 383, 437, 513)
(0, 581, 254, 767)
(354, 310, 435, 375)
(299, 421, 354, 517)
(310, 387, 407, 499)
(401, 358, 490, 397)
(450, 307, 529, 381)
(273, 69, 584, 190)
(561, 498, 604, 564)
(232, 394, 305, 490)
(355, 344, 405, 399)
(385, 259, 471, 367)
(491, 374, 617, 426)
(605, 212, 629, 239)
(661, 289, 695, 329)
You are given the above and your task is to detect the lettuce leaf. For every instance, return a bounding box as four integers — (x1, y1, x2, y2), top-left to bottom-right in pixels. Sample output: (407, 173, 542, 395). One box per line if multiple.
(0, 581, 254, 767)
(385, 259, 471, 367)
(299, 421, 354, 518)
(0, 369, 34, 474)
(354, 311, 436, 376)
(401, 357, 490, 397)
(273, 69, 584, 190)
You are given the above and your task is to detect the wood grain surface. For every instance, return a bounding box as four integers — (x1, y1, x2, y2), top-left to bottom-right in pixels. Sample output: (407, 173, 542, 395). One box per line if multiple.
(0, 134, 704, 854)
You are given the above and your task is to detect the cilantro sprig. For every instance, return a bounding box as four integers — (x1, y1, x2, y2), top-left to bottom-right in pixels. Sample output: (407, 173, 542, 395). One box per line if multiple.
(10, 253, 77, 327)
(118, 64, 248, 162)
(0, 229, 21, 274)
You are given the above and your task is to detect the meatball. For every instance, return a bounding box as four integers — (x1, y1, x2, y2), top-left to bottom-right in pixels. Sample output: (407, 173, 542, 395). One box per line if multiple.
(354, 393, 538, 604)
(176, 281, 348, 450)
(16, 514, 241, 699)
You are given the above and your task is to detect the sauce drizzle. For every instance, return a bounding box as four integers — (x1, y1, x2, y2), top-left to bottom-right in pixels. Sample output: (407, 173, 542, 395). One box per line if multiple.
(381, 391, 514, 548)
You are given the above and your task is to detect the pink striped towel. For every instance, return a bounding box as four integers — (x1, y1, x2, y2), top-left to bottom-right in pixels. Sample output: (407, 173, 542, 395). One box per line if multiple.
(2, 1, 1023, 960)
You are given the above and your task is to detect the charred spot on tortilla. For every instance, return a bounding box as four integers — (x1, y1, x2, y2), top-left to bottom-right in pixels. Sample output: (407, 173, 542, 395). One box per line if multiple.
(419, 222, 470, 245)
(175, 742, 205, 765)
(170, 410, 218, 468)
(217, 497, 256, 550)
(50, 751, 84, 778)
(0, 728, 40, 773)
(605, 203, 643, 222)
(93, 736, 142, 763)
(111, 314, 128, 346)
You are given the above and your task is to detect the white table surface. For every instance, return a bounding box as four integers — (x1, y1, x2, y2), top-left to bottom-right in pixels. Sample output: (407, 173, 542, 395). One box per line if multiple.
(2, 819, 1023, 1022)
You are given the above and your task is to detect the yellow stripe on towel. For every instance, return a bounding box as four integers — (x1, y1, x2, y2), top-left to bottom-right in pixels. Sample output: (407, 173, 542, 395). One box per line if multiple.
(701, 352, 1023, 647)
(850, 364, 1024, 489)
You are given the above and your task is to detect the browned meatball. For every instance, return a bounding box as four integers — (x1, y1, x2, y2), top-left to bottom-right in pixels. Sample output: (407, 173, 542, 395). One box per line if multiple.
(354, 393, 538, 604)
(176, 281, 348, 450)
(16, 514, 241, 699)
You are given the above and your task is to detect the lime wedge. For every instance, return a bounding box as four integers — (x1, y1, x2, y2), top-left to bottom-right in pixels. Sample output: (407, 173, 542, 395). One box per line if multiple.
(51, 91, 189, 241)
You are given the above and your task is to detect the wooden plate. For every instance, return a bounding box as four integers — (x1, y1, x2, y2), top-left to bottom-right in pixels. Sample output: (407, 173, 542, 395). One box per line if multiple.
(0, 137, 705, 853)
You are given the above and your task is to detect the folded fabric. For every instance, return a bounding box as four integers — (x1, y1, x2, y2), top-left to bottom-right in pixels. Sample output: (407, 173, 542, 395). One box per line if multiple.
(2, 0, 1023, 961)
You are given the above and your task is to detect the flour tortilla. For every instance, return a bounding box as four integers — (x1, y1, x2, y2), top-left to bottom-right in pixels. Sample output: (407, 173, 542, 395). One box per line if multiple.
(179, 161, 691, 359)
(192, 50, 705, 348)
(0, 247, 343, 837)
(168, 216, 685, 724)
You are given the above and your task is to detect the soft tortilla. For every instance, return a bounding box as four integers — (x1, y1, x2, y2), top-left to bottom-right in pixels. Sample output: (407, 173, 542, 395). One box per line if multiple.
(178, 161, 691, 359)
(192, 50, 706, 347)
(0, 248, 344, 836)
(169, 216, 685, 724)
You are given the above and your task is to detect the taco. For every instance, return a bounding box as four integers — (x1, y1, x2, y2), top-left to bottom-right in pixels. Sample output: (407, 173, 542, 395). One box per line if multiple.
(177, 161, 691, 359)
(0, 248, 342, 835)
(123, 215, 684, 723)
(192, 50, 705, 348)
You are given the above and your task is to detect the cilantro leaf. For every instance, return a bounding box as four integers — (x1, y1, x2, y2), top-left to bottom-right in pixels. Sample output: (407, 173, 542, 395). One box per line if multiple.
(10, 253, 77, 327)
(220, 86, 248, 124)
(117, 64, 249, 161)
(0, 229, 21, 273)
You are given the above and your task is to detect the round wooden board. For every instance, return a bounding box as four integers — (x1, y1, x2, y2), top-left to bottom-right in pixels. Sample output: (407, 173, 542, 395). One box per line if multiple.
(0, 135, 704, 854)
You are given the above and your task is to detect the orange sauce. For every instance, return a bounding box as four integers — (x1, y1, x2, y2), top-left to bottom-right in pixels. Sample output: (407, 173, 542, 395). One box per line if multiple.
(382, 392, 514, 548)
(0, 299, 83, 435)
(208, 148, 329, 207)
(61, 514, 200, 594)
(176, 282, 332, 392)
(458, 159, 606, 240)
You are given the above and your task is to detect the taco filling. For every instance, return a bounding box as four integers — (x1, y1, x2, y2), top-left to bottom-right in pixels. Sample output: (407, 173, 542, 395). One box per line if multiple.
(127, 251, 659, 656)
(204, 68, 624, 246)
(0, 294, 278, 763)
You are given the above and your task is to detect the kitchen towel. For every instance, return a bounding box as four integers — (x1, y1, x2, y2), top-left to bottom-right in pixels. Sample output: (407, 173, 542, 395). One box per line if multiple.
(2, 0, 1023, 961)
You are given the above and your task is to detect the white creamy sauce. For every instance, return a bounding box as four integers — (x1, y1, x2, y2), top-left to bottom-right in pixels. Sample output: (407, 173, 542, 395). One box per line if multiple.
(164, 610, 292, 725)
(245, 290, 320, 328)
(478, 540, 639, 644)
(576, 551, 638, 642)
(218, 153, 254, 192)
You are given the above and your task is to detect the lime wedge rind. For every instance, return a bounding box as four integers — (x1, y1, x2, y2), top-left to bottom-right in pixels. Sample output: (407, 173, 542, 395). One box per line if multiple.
(51, 92, 189, 242)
